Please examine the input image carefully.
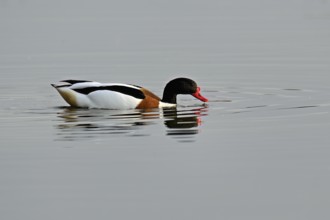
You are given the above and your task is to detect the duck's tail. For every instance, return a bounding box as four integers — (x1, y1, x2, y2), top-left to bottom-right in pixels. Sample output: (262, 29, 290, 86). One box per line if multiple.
(51, 82, 70, 89)
(51, 80, 92, 89)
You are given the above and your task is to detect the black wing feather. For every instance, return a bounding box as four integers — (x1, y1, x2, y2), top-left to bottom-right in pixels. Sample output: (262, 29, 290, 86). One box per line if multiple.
(73, 85, 145, 99)
(61, 80, 92, 85)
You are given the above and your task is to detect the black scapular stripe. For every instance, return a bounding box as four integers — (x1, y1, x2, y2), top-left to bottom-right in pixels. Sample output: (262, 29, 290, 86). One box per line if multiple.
(61, 80, 92, 85)
(73, 85, 145, 99)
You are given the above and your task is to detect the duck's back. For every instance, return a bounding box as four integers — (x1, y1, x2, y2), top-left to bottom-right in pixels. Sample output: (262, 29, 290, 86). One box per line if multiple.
(52, 81, 148, 109)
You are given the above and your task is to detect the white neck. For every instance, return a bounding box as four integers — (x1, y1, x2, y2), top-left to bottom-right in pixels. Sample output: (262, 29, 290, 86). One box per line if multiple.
(159, 101, 177, 108)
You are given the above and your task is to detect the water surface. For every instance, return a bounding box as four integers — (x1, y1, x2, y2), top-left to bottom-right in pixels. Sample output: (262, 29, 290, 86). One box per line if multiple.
(1, 1, 330, 220)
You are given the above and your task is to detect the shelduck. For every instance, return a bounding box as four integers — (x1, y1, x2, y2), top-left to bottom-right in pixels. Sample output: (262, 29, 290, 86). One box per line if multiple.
(51, 78, 208, 109)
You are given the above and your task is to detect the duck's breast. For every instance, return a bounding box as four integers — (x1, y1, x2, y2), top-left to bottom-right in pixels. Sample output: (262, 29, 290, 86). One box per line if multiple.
(136, 88, 161, 109)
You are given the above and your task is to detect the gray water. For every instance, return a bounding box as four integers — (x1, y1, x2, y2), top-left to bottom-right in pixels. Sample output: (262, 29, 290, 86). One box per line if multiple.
(1, 1, 330, 219)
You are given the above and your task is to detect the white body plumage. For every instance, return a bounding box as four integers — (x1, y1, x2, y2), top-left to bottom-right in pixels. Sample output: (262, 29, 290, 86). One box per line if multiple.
(52, 81, 145, 109)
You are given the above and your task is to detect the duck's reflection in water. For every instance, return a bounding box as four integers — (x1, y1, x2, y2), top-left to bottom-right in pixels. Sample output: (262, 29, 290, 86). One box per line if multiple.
(55, 106, 208, 142)
(162, 108, 203, 142)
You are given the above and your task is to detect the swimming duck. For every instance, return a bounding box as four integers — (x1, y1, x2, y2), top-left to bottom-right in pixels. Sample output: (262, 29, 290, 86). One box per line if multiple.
(51, 77, 208, 109)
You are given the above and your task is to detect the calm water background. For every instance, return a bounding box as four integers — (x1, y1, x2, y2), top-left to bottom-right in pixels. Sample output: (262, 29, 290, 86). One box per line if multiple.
(1, 0, 330, 219)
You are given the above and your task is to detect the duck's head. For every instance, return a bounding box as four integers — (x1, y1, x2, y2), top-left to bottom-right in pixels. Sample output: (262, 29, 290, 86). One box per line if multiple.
(162, 78, 208, 104)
